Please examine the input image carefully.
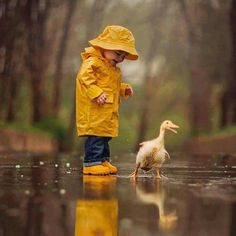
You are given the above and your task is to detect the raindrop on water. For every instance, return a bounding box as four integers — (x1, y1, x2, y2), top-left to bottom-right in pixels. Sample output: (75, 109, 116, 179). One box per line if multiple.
(59, 189, 66, 195)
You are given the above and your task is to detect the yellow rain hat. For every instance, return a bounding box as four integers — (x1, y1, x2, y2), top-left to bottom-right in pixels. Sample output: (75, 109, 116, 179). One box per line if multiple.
(89, 25, 139, 60)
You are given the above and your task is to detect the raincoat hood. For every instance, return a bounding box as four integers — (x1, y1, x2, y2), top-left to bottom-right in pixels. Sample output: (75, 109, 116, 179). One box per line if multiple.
(81, 47, 103, 61)
(89, 25, 139, 60)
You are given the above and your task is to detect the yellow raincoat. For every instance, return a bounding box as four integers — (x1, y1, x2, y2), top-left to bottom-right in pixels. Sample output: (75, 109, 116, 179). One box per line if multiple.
(76, 25, 138, 137)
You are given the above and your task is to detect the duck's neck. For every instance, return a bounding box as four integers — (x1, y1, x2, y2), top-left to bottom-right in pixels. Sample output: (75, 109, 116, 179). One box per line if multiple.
(155, 128, 165, 146)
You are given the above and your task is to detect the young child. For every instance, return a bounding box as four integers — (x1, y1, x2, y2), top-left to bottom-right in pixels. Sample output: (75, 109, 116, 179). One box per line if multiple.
(76, 25, 138, 175)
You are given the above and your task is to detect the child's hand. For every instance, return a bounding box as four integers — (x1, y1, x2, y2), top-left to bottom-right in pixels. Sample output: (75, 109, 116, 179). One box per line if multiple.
(125, 86, 133, 96)
(96, 93, 107, 105)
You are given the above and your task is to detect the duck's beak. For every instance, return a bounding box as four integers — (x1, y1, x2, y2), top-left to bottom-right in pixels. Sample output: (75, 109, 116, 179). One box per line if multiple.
(167, 123, 179, 134)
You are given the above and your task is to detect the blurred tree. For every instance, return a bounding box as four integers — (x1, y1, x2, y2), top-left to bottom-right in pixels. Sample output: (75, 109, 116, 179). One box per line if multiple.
(52, 0, 78, 117)
(220, 0, 236, 127)
(0, 0, 26, 121)
(24, 0, 52, 123)
(178, 0, 225, 135)
(230, 0, 236, 123)
(134, 0, 168, 150)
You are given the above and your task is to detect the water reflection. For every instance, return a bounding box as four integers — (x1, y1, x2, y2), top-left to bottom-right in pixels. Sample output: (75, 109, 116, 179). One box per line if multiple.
(75, 176, 118, 236)
(0, 154, 236, 236)
(26, 157, 46, 236)
(135, 179, 177, 233)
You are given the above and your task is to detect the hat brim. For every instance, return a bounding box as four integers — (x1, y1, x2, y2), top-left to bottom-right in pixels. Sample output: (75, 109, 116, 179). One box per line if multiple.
(89, 39, 139, 60)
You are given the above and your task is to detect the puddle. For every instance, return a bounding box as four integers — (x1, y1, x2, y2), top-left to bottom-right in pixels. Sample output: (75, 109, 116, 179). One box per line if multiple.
(0, 153, 236, 235)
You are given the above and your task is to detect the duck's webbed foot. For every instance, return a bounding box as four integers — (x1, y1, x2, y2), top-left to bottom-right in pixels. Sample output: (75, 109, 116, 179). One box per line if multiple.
(129, 163, 140, 180)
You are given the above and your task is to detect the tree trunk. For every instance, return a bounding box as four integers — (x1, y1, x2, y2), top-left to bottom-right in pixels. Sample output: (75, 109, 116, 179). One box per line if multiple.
(6, 6, 25, 121)
(179, 0, 213, 135)
(24, 0, 51, 123)
(52, 0, 77, 117)
(230, 0, 236, 123)
(1, 39, 14, 120)
(134, 0, 167, 151)
(0, 1, 16, 120)
(0, 0, 25, 122)
(189, 59, 212, 134)
(220, 0, 236, 126)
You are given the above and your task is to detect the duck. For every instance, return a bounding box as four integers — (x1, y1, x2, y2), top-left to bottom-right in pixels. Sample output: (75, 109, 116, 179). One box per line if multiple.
(130, 120, 179, 179)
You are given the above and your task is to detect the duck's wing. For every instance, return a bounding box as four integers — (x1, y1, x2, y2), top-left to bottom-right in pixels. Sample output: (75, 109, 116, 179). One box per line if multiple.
(139, 147, 161, 170)
(151, 147, 160, 157)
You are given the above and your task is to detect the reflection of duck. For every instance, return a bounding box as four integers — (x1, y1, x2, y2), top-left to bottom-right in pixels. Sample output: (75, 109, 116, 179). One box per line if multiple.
(135, 180, 177, 232)
(75, 176, 118, 236)
(130, 120, 179, 179)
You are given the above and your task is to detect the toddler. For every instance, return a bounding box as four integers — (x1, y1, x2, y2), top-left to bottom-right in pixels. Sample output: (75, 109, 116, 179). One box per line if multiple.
(76, 25, 138, 175)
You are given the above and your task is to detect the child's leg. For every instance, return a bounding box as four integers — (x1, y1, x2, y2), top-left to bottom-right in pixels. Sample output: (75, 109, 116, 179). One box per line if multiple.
(83, 136, 111, 175)
(84, 136, 107, 166)
(103, 137, 112, 161)
(102, 137, 117, 174)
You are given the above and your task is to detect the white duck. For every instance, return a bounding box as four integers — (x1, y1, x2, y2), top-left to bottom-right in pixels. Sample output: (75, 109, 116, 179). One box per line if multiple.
(130, 120, 179, 179)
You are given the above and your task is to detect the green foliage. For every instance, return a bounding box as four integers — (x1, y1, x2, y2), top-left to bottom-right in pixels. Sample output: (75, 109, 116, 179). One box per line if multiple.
(34, 117, 66, 141)
(201, 125, 236, 139)
(1, 117, 67, 141)
(0, 122, 47, 135)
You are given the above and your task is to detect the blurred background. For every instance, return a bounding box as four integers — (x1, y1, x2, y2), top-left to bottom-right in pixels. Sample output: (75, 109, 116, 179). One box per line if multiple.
(0, 0, 236, 155)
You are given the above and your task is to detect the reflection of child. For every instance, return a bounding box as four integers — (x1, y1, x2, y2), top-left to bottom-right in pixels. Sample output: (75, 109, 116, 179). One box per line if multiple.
(76, 25, 139, 175)
(75, 199, 118, 236)
(75, 176, 117, 236)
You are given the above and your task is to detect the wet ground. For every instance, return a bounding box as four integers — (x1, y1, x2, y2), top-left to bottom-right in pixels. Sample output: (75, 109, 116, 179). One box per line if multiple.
(0, 152, 236, 236)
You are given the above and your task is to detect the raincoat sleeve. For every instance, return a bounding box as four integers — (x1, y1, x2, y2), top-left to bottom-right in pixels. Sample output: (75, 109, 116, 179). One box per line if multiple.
(78, 59, 103, 100)
(120, 83, 131, 97)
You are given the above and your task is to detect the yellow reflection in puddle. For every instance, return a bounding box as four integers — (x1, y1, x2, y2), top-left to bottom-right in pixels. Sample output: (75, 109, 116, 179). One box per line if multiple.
(75, 175, 117, 236)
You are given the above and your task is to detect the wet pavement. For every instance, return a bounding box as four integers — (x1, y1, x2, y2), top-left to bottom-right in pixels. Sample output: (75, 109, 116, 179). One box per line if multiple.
(0, 153, 236, 236)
